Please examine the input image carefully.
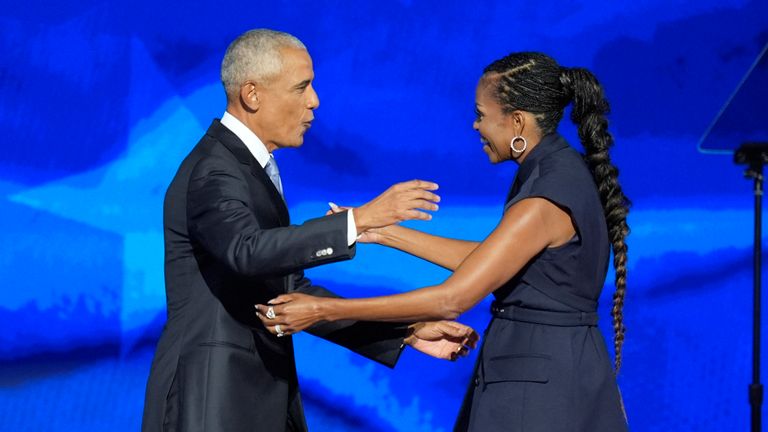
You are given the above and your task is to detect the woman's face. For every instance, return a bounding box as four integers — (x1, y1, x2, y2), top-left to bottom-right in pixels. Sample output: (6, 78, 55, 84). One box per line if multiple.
(473, 76, 514, 164)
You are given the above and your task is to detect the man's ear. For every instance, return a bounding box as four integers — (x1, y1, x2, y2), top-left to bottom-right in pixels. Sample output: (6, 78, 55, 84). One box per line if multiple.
(240, 82, 260, 112)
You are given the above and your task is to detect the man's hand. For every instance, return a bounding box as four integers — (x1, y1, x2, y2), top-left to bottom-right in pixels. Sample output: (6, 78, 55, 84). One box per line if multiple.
(405, 321, 479, 361)
(327, 202, 387, 244)
(353, 180, 440, 234)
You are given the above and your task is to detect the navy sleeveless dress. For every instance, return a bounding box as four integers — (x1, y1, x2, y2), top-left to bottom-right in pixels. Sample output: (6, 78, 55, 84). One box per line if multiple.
(454, 134, 628, 431)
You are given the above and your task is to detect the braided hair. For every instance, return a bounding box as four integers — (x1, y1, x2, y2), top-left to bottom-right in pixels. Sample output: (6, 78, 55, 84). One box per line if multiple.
(485, 52, 631, 373)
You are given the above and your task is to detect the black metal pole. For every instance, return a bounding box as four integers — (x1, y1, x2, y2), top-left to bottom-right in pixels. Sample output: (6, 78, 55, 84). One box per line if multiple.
(736, 145, 768, 432)
(752, 168, 763, 431)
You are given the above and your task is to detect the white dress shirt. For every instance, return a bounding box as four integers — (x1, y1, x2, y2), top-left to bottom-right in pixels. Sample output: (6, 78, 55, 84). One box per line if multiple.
(220, 111, 358, 246)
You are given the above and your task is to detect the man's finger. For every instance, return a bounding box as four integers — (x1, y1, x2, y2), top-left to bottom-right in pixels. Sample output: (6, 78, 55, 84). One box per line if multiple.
(409, 199, 439, 212)
(437, 321, 471, 338)
(411, 190, 441, 203)
(465, 336, 479, 349)
(458, 328, 480, 349)
(448, 343, 469, 361)
(404, 210, 432, 221)
(401, 189, 440, 205)
(457, 345, 470, 358)
(391, 182, 406, 192)
(436, 321, 464, 337)
(404, 180, 439, 191)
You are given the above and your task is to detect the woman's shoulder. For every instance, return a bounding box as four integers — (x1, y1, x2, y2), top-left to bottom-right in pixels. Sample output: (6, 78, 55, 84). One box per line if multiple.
(522, 146, 600, 216)
(535, 147, 593, 188)
(539, 144, 588, 172)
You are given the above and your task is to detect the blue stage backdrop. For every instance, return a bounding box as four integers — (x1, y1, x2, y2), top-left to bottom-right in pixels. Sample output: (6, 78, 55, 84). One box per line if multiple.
(1, 1, 766, 430)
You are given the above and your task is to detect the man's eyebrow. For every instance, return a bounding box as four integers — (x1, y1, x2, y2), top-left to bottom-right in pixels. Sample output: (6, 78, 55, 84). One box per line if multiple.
(292, 79, 311, 89)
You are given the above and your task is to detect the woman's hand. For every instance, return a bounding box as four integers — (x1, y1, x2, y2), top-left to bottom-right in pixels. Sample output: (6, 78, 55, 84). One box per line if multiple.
(255, 293, 328, 337)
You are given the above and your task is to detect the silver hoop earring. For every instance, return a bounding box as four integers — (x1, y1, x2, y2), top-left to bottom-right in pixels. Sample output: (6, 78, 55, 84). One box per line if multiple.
(511, 136, 527, 153)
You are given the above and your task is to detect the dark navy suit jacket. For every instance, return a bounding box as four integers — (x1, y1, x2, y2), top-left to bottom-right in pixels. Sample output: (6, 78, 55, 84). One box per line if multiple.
(142, 120, 407, 432)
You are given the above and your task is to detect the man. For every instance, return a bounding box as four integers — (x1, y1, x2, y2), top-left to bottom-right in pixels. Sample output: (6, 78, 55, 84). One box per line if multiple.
(142, 29, 476, 432)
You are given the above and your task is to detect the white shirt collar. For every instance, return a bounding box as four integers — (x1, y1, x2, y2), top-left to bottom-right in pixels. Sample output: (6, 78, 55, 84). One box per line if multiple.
(220, 111, 272, 169)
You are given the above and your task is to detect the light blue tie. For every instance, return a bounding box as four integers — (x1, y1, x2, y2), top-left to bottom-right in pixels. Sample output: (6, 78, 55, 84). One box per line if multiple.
(264, 156, 284, 197)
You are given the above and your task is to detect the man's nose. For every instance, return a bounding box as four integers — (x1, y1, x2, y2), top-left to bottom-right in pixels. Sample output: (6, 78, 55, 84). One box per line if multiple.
(307, 86, 319, 110)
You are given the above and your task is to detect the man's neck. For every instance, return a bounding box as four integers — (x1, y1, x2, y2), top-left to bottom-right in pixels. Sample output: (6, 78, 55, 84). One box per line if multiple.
(220, 110, 272, 168)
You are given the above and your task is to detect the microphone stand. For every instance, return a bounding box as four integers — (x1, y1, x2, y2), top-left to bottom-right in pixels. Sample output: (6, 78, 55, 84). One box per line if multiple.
(735, 143, 768, 432)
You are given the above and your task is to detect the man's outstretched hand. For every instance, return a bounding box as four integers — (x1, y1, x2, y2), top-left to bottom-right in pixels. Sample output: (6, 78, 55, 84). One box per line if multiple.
(353, 180, 440, 234)
(405, 321, 479, 361)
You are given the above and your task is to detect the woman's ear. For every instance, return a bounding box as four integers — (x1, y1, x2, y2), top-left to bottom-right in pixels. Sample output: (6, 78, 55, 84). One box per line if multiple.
(507, 110, 526, 136)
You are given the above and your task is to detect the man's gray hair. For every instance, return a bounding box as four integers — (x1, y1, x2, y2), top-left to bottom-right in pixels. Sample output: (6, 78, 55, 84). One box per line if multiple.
(221, 29, 306, 101)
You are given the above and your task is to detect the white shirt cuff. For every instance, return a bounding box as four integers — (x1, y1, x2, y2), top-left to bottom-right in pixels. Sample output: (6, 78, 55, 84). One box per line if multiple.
(346, 210, 357, 246)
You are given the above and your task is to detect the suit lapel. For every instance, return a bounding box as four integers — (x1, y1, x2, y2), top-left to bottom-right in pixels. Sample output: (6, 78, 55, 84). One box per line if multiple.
(206, 120, 290, 226)
(249, 163, 290, 225)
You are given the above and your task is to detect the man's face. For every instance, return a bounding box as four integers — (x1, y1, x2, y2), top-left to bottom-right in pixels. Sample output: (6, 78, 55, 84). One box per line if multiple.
(253, 47, 319, 151)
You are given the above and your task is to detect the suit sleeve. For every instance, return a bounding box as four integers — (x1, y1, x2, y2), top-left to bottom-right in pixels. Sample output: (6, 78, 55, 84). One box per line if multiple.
(187, 156, 355, 278)
(291, 272, 409, 368)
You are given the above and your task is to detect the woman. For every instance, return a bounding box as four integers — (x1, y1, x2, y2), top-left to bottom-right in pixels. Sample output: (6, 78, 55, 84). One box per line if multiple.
(256, 52, 630, 431)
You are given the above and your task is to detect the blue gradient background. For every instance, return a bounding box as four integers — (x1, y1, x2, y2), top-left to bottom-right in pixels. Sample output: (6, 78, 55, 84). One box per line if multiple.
(1, 1, 767, 430)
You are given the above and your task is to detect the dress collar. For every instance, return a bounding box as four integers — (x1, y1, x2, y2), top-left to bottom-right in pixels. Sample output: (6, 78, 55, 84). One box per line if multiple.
(516, 133, 570, 179)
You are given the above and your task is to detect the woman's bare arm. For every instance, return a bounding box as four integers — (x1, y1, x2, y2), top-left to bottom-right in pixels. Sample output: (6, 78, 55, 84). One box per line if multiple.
(376, 225, 480, 271)
(257, 198, 576, 332)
